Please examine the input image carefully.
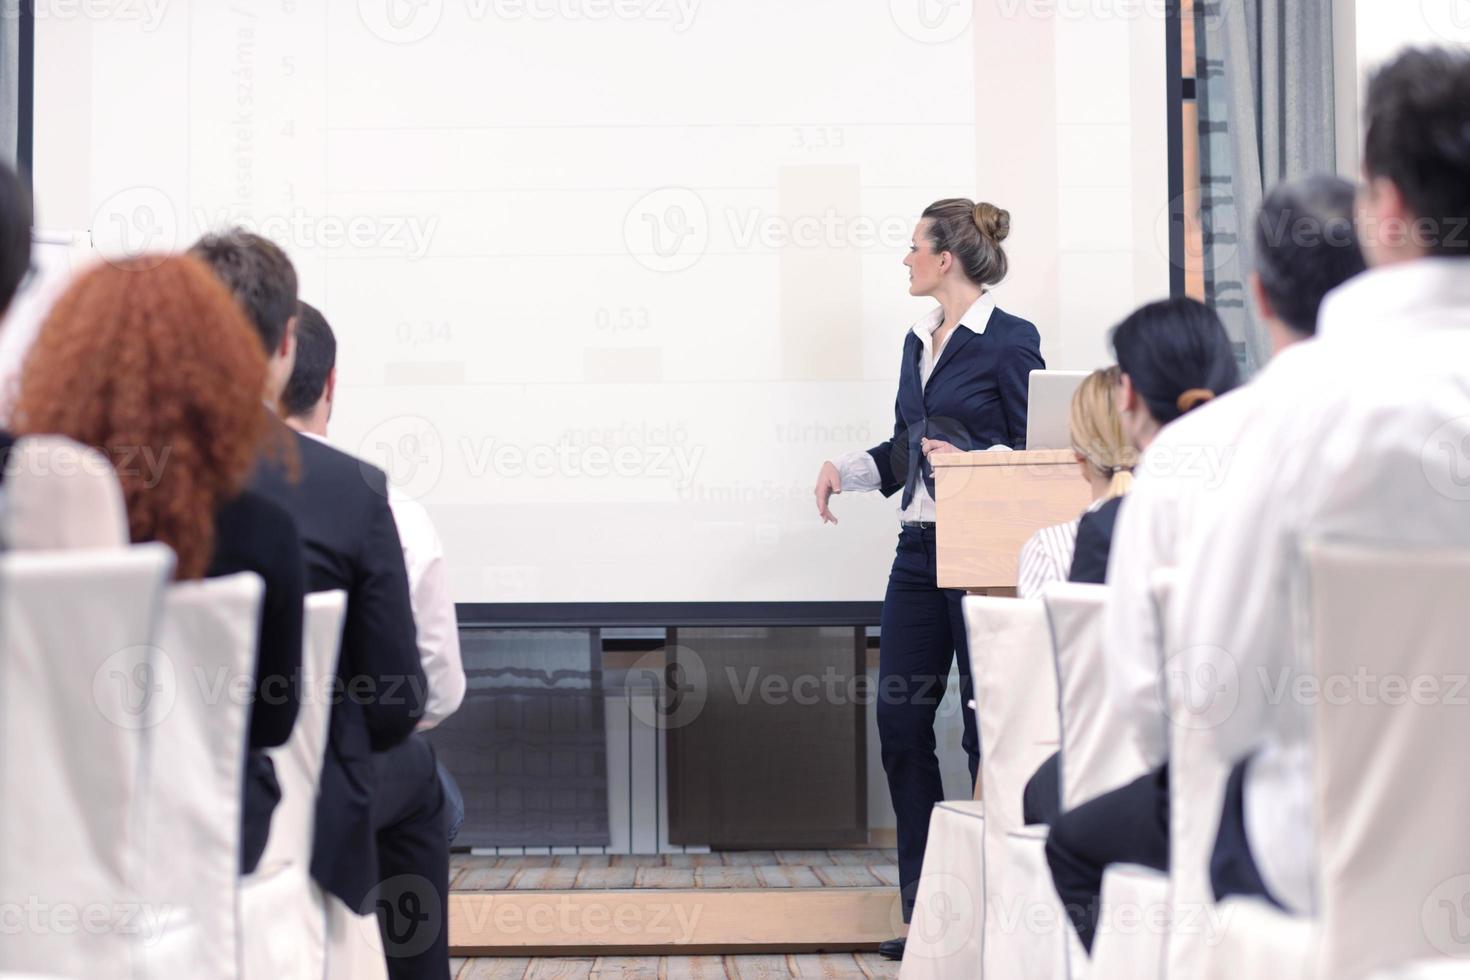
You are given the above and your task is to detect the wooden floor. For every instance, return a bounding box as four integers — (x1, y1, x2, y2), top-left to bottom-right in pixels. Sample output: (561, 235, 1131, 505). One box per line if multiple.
(447, 953, 900, 979)
(451, 850, 902, 891)
(449, 850, 904, 959)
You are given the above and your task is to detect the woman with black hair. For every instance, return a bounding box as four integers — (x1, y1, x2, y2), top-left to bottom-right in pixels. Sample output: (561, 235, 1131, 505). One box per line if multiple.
(1067, 297, 1240, 583)
(1040, 296, 1240, 954)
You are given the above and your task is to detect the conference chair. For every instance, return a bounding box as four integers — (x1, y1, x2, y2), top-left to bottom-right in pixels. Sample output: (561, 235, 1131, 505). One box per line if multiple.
(138, 572, 265, 980)
(1043, 582, 1161, 980)
(240, 590, 346, 980)
(0, 544, 175, 980)
(0, 436, 130, 550)
(970, 595, 1062, 980)
(1308, 540, 1470, 978)
(1151, 567, 1234, 980)
(902, 596, 1059, 979)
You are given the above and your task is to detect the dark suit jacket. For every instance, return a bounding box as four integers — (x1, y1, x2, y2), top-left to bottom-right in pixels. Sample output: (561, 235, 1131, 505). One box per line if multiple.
(248, 422, 426, 907)
(866, 307, 1044, 507)
(208, 487, 306, 749)
(1068, 495, 1125, 584)
(208, 487, 305, 875)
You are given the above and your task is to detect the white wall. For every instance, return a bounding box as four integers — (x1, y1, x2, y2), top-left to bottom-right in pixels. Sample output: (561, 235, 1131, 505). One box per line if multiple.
(1335, 0, 1470, 174)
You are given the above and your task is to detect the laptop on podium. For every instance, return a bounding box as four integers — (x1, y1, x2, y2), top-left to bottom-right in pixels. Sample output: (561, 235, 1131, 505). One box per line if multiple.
(1025, 369, 1091, 450)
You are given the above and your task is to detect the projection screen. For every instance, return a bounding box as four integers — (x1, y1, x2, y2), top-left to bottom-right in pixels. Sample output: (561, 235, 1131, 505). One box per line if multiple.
(33, 0, 1168, 612)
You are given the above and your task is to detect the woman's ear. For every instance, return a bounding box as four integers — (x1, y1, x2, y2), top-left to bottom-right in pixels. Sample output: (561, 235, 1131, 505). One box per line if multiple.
(1117, 373, 1140, 415)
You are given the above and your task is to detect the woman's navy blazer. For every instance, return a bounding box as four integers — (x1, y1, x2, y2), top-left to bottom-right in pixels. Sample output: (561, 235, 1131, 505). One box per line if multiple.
(866, 307, 1044, 508)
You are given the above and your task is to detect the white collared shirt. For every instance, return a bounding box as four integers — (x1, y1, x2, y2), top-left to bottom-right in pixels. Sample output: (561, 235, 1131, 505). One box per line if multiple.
(835, 292, 999, 522)
(1016, 495, 1111, 598)
(300, 431, 466, 729)
(1172, 257, 1470, 914)
(1100, 384, 1260, 768)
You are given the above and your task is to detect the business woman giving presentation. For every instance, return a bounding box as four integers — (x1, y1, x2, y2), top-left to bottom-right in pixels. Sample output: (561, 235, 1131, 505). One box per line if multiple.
(814, 198, 1043, 960)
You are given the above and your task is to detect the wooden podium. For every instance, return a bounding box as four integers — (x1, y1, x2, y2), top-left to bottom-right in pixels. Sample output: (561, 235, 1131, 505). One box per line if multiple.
(932, 449, 1092, 592)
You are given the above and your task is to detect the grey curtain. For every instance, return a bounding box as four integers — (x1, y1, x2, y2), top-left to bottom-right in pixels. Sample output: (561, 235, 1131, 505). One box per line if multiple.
(1195, 0, 1337, 374)
(0, 6, 15, 166)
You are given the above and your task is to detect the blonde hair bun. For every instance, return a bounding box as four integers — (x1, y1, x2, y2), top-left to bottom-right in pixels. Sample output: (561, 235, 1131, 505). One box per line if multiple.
(972, 202, 1011, 244)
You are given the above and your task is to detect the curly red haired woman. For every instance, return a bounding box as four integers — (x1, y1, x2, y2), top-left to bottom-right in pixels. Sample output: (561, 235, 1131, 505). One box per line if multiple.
(14, 253, 306, 874)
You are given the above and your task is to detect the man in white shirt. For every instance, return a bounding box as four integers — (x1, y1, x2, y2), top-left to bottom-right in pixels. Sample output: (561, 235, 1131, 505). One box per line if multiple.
(281, 303, 468, 839)
(1104, 174, 1368, 769)
(1172, 46, 1470, 915)
(1043, 175, 1368, 952)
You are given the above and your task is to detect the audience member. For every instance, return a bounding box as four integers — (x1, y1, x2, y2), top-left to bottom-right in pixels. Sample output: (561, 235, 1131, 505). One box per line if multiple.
(1105, 175, 1366, 774)
(282, 301, 468, 841)
(1017, 366, 1135, 598)
(1174, 45, 1470, 917)
(191, 230, 447, 980)
(1042, 297, 1239, 950)
(11, 255, 306, 873)
(1065, 299, 1239, 585)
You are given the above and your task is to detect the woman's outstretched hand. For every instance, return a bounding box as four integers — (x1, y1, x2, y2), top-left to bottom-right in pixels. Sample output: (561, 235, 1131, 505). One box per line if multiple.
(814, 461, 842, 524)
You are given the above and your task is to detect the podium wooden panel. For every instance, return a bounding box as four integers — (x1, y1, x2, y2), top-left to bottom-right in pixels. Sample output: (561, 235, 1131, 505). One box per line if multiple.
(932, 449, 1092, 591)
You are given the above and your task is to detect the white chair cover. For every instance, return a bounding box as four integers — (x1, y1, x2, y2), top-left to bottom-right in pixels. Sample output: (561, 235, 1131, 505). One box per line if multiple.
(1043, 583, 1150, 812)
(1307, 541, 1470, 979)
(1000, 826, 1070, 980)
(962, 595, 1064, 980)
(1152, 567, 1233, 980)
(0, 544, 174, 980)
(1202, 897, 1314, 980)
(240, 591, 346, 980)
(137, 572, 264, 980)
(901, 801, 986, 980)
(0, 436, 129, 551)
(1089, 864, 1169, 980)
(965, 595, 1058, 838)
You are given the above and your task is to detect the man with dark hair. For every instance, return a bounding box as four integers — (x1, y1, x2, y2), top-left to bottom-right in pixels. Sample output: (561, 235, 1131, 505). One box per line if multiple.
(188, 230, 300, 406)
(1360, 45, 1470, 262)
(1175, 46, 1470, 924)
(192, 231, 449, 980)
(1252, 174, 1368, 348)
(280, 302, 337, 422)
(282, 302, 467, 840)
